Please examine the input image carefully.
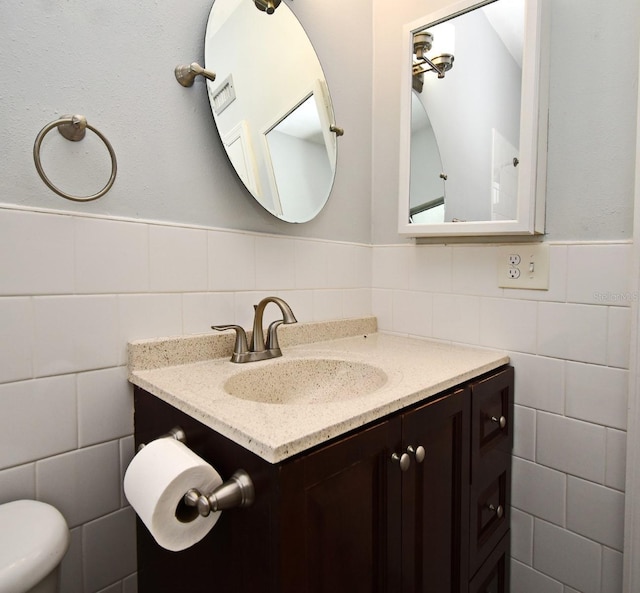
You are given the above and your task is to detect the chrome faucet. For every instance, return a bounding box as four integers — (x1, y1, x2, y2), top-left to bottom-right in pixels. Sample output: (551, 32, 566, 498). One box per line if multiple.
(212, 296, 297, 363)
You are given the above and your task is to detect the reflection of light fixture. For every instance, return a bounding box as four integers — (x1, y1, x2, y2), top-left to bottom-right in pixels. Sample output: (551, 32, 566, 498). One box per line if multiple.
(413, 30, 455, 80)
(254, 0, 281, 14)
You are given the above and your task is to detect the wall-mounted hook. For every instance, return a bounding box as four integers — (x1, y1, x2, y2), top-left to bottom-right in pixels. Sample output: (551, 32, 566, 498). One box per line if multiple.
(175, 62, 216, 87)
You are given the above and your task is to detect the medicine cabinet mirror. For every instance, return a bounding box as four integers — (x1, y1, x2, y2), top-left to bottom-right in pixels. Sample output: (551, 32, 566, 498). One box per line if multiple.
(398, 0, 549, 238)
(205, 0, 339, 223)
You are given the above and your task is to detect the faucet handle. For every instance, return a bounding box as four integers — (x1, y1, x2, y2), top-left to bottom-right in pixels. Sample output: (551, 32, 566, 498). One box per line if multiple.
(211, 325, 249, 356)
(265, 319, 284, 351)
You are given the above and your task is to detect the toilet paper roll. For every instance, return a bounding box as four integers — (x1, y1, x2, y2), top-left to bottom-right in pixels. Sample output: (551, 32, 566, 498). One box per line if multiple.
(124, 437, 222, 551)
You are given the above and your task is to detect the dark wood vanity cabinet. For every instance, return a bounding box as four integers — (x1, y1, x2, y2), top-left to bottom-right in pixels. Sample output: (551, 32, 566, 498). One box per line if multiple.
(133, 365, 513, 593)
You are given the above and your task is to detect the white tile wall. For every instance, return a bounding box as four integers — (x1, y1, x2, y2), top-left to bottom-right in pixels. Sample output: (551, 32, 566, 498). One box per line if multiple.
(371, 241, 632, 593)
(0, 209, 631, 593)
(0, 207, 373, 593)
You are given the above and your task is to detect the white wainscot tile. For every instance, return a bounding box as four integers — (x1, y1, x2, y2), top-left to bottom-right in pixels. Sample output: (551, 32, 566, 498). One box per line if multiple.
(0, 209, 74, 295)
(34, 296, 119, 376)
(513, 405, 536, 461)
(83, 507, 136, 592)
(567, 243, 632, 306)
(533, 519, 602, 593)
(0, 376, 77, 469)
(0, 297, 32, 383)
(149, 225, 208, 292)
(536, 412, 606, 483)
(503, 244, 568, 303)
(208, 231, 255, 291)
(342, 288, 372, 319)
(123, 573, 138, 593)
(372, 246, 410, 290)
(567, 476, 625, 550)
(511, 457, 566, 526)
(275, 290, 314, 323)
(294, 239, 328, 289)
(372, 289, 393, 332)
(118, 294, 183, 363)
(509, 352, 564, 414)
(119, 436, 135, 508)
(605, 428, 626, 491)
(353, 245, 372, 288)
(313, 289, 343, 321)
(607, 306, 631, 368)
(510, 559, 563, 593)
(36, 441, 121, 528)
(409, 245, 452, 293)
(326, 242, 364, 289)
(0, 463, 35, 504)
(479, 298, 537, 353)
(538, 302, 608, 364)
(565, 362, 628, 430)
(182, 292, 235, 335)
(602, 547, 623, 593)
(432, 294, 480, 344)
(255, 236, 296, 290)
(392, 290, 432, 337)
(77, 367, 133, 448)
(511, 508, 534, 565)
(451, 245, 502, 297)
(59, 527, 83, 593)
(75, 217, 149, 294)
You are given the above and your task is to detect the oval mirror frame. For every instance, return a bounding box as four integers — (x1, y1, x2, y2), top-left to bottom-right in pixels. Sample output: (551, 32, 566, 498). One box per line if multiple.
(204, 0, 338, 224)
(398, 0, 550, 238)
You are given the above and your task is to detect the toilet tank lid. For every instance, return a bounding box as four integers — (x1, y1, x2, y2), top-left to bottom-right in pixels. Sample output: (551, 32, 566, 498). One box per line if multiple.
(0, 500, 70, 593)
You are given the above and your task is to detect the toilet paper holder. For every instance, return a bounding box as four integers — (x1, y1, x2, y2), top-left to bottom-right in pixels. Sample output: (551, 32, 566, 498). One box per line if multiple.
(139, 426, 256, 517)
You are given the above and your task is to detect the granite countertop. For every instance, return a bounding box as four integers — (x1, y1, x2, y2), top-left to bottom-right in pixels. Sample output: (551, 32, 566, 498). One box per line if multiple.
(128, 317, 509, 463)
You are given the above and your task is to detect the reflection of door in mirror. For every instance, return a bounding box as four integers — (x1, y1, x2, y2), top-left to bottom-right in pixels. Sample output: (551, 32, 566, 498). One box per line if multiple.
(264, 92, 334, 222)
(204, 0, 338, 223)
(410, 0, 524, 224)
(410, 91, 445, 223)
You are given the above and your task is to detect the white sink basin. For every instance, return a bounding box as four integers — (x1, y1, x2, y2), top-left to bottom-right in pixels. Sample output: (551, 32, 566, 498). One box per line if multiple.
(223, 358, 388, 404)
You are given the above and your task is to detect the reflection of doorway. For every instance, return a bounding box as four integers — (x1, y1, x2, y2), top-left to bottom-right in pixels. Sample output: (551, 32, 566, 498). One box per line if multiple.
(490, 128, 519, 221)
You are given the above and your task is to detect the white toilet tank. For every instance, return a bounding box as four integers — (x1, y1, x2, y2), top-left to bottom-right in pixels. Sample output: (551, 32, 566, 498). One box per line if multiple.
(0, 500, 70, 593)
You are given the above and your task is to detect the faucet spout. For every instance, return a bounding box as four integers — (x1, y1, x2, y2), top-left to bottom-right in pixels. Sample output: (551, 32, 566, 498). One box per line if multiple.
(251, 296, 297, 353)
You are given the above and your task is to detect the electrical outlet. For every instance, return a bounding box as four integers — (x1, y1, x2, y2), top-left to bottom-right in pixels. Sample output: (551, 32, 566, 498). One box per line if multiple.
(498, 244, 549, 290)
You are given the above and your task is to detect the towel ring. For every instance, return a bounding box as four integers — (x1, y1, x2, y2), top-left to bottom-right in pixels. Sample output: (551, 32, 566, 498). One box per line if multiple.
(33, 114, 117, 202)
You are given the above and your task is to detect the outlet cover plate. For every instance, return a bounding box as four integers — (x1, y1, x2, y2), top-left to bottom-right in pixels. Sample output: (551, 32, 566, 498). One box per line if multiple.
(497, 244, 549, 290)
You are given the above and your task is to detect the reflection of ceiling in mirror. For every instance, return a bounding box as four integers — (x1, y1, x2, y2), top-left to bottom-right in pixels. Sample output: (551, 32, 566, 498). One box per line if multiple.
(207, 0, 244, 37)
(272, 96, 324, 144)
(482, 0, 524, 67)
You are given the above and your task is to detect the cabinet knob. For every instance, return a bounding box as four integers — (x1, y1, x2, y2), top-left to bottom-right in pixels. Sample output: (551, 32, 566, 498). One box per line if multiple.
(491, 415, 507, 429)
(488, 503, 504, 519)
(407, 445, 426, 463)
(391, 452, 411, 472)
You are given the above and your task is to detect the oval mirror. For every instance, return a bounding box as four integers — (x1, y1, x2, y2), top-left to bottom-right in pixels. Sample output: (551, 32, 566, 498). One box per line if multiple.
(398, 0, 548, 237)
(204, 0, 339, 223)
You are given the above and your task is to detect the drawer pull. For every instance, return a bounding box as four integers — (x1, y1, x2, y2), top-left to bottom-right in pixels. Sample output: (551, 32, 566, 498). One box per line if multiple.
(488, 503, 504, 519)
(491, 415, 507, 429)
(391, 452, 411, 472)
(407, 445, 426, 463)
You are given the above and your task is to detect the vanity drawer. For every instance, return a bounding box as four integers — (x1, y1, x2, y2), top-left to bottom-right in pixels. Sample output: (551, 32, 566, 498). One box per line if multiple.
(469, 461, 511, 577)
(468, 531, 510, 593)
(471, 366, 514, 482)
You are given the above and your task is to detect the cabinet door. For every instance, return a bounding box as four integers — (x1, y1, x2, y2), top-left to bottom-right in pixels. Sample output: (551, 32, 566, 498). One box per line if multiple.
(279, 417, 402, 593)
(401, 387, 471, 593)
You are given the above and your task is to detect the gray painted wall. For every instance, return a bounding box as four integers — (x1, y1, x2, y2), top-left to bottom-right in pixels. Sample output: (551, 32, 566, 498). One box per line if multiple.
(1, 0, 638, 243)
(372, 0, 640, 244)
(0, 0, 372, 244)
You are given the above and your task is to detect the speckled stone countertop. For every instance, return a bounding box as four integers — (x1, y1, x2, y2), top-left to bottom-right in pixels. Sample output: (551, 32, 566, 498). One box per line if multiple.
(128, 317, 509, 463)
